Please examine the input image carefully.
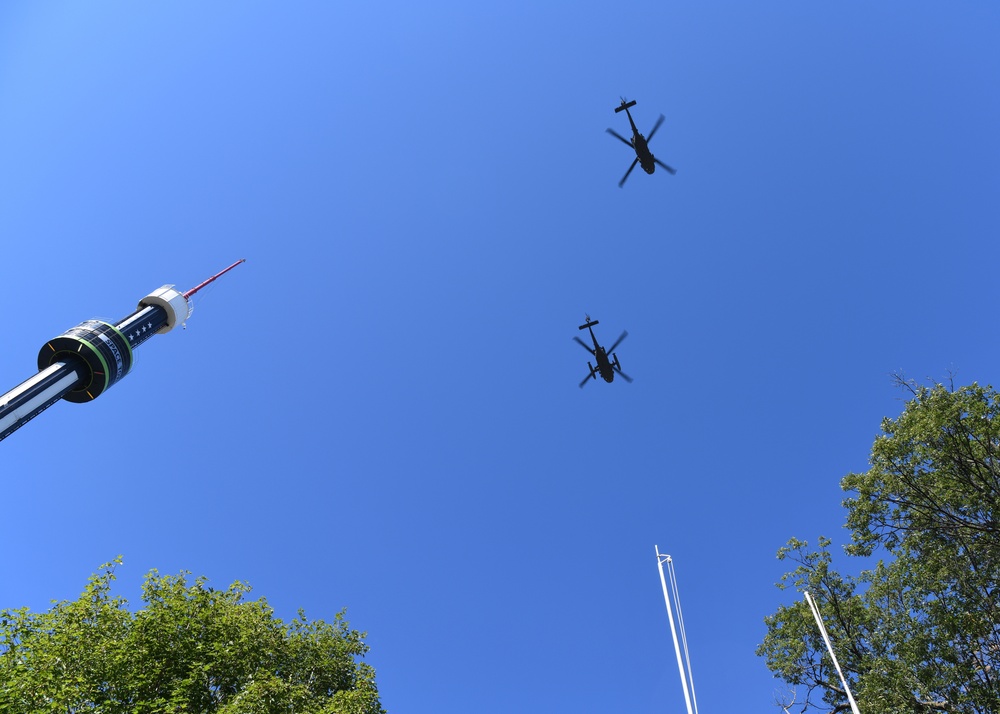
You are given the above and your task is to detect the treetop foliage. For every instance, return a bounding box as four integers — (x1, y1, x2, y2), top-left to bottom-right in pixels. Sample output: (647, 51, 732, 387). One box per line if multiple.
(758, 381, 1000, 714)
(0, 558, 384, 714)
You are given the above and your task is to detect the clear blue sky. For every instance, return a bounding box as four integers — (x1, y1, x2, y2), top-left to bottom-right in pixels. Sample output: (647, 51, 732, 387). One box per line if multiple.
(1, 2, 998, 711)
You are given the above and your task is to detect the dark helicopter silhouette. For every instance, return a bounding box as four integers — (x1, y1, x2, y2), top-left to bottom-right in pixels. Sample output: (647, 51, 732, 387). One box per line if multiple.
(574, 316, 632, 388)
(606, 98, 677, 188)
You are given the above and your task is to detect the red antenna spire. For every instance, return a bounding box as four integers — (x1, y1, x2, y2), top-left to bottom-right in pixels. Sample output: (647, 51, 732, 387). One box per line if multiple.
(184, 259, 245, 299)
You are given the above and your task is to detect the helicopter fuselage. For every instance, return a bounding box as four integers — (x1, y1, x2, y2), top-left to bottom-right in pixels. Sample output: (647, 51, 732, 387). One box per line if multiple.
(583, 324, 616, 383)
(593, 345, 615, 382)
(623, 108, 657, 174)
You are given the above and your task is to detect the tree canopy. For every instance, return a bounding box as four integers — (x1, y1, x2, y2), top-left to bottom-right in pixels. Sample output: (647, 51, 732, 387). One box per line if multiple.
(0, 559, 384, 714)
(758, 381, 1000, 714)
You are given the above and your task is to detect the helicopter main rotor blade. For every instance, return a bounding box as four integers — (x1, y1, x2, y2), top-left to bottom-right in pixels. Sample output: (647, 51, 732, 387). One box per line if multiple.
(646, 114, 665, 143)
(606, 128, 633, 149)
(619, 158, 639, 188)
(579, 372, 595, 388)
(613, 366, 634, 383)
(607, 330, 629, 354)
(654, 157, 678, 175)
(573, 336, 596, 355)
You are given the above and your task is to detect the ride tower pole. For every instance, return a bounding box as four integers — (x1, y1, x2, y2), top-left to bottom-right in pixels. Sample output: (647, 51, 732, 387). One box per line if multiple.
(0, 259, 244, 442)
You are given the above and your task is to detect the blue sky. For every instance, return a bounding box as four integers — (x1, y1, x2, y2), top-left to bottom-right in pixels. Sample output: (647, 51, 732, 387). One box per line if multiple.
(1, 2, 998, 711)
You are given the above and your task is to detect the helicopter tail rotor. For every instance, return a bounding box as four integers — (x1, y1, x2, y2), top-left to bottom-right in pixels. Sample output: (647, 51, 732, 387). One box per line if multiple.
(615, 98, 637, 113)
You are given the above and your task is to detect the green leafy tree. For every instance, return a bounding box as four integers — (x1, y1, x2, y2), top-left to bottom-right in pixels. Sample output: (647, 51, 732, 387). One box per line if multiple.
(758, 381, 1000, 714)
(0, 559, 384, 714)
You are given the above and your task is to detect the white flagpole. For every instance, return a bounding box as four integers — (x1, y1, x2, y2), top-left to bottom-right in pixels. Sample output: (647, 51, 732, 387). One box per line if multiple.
(667, 557, 699, 714)
(656, 545, 694, 714)
(804, 591, 861, 714)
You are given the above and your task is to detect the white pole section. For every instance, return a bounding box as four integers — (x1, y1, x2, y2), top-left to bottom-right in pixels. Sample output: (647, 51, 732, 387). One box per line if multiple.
(0, 363, 82, 436)
(667, 557, 699, 714)
(656, 545, 694, 714)
(804, 591, 861, 714)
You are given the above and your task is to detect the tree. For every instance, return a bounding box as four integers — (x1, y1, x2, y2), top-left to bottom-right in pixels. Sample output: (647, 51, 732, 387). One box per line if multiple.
(0, 559, 385, 714)
(758, 381, 1000, 714)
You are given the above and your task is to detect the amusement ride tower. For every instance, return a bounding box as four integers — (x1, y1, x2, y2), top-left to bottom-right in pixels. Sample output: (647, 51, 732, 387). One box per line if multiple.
(0, 259, 244, 442)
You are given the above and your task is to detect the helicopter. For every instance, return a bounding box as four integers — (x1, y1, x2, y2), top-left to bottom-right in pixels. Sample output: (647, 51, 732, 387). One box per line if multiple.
(606, 98, 677, 188)
(574, 316, 633, 388)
